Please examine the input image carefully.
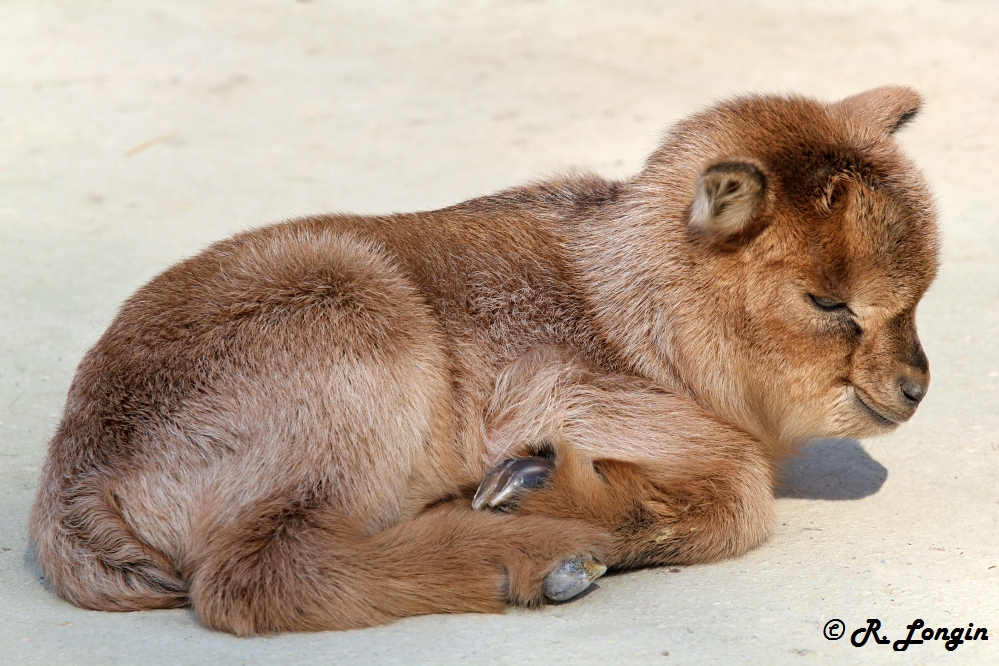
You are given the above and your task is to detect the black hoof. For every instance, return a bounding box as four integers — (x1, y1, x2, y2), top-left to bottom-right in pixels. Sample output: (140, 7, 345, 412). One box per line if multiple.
(471, 456, 554, 510)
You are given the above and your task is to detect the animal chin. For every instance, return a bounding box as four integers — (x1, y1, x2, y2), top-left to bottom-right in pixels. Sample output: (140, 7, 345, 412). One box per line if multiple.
(853, 388, 900, 428)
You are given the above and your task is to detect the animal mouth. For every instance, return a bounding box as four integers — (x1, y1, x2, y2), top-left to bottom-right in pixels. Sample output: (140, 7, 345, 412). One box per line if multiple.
(853, 387, 901, 427)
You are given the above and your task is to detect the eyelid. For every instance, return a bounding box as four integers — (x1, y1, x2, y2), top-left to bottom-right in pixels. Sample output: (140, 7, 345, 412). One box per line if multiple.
(808, 293, 856, 316)
(809, 293, 845, 310)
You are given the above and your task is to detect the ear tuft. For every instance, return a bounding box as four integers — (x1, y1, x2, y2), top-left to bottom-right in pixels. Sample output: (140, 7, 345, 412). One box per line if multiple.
(689, 161, 768, 244)
(834, 85, 923, 138)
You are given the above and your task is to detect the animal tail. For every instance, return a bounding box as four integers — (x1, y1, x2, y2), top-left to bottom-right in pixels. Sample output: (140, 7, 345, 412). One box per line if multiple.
(29, 462, 188, 611)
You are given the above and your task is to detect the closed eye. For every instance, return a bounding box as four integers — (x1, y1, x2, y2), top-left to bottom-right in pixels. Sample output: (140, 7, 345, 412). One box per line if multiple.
(808, 293, 862, 335)
(808, 293, 848, 312)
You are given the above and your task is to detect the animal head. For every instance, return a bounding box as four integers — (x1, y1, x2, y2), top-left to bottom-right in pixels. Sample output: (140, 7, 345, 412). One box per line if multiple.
(618, 87, 939, 449)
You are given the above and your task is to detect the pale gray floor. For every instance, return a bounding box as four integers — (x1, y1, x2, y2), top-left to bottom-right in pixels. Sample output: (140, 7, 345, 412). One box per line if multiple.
(2, 1, 997, 664)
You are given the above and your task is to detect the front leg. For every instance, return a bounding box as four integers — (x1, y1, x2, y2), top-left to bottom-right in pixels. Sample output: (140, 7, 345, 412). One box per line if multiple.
(477, 347, 777, 569)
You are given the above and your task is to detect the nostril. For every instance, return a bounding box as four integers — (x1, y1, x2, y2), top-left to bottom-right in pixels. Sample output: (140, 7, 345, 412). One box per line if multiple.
(900, 378, 926, 405)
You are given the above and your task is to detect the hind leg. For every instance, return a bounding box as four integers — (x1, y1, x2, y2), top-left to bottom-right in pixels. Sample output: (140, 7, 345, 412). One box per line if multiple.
(187, 498, 609, 635)
(478, 347, 777, 568)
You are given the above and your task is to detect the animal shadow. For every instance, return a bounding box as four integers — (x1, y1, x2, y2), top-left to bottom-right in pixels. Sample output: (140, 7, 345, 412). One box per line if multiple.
(777, 438, 887, 500)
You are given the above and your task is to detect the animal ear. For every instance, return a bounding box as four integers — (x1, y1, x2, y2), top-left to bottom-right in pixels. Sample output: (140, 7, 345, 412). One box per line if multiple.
(689, 161, 768, 245)
(833, 85, 923, 138)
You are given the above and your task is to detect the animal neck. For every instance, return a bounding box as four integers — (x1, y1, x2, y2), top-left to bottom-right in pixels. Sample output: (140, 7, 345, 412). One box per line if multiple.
(572, 187, 791, 456)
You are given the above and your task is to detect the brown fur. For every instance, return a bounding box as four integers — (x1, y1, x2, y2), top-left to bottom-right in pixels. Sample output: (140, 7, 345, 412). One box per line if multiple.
(29, 87, 938, 635)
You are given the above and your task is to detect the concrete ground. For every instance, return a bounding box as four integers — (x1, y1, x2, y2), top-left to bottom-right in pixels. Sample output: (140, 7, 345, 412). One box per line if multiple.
(2, 1, 997, 663)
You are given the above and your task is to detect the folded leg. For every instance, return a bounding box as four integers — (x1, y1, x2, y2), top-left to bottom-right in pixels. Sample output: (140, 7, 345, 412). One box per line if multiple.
(188, 498, 611, 635)
(478, 347, 777, 568)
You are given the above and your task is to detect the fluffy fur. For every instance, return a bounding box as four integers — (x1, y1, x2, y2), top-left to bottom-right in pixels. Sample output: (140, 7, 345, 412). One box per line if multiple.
(30, 87, 939, 634)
